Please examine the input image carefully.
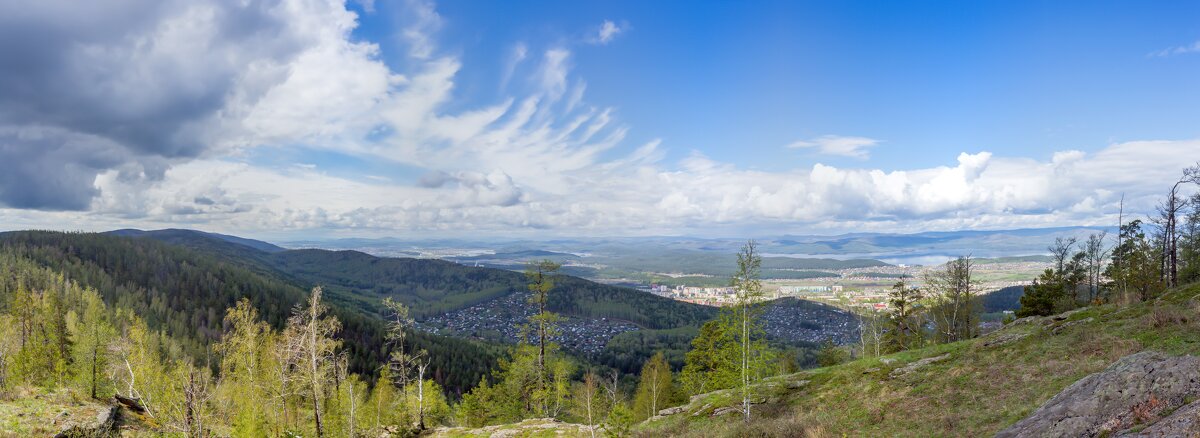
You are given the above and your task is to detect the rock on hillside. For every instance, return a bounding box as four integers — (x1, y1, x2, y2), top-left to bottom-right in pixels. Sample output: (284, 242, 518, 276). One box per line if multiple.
(427, 418, 598, 437)
(996, 350, 1200, 438)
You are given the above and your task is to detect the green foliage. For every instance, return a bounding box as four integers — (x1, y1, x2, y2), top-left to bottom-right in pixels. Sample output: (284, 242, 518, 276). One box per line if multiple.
(0, 231, 501, 395)
(67, 290, 115, 399)
(884, 280, 924, 353)
(404, 379, 451, 428)
(1105, 220, 1165, 303)
(679, 319, 739, 396)
(270, 249, 716, 329)
(981, 286, 1025, 313)
(604, 402, 634, 438)
(455, 376, 501, 427)
(364, 367, 402, 429)
(569, 370, 609, 429)
(1016, 269, 1070, 317)
(631, 352, 675, 421)
(815, 339, 850, 367)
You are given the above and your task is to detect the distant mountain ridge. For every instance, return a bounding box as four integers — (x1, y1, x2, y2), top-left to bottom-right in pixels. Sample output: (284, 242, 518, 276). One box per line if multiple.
(107, 228, 285, 253)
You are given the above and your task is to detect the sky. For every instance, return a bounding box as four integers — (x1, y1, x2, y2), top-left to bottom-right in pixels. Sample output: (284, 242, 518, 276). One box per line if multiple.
(0, 0, 1197, 240)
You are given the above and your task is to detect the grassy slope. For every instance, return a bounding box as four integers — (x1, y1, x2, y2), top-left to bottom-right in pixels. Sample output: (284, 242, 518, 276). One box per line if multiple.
(635, 282, 1200, 437)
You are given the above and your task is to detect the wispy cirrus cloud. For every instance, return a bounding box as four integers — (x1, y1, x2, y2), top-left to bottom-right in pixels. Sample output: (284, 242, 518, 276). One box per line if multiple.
(0, 0, 1195, 239)
(787, 135, 881, 159)
(1148, 40, 1200, 57)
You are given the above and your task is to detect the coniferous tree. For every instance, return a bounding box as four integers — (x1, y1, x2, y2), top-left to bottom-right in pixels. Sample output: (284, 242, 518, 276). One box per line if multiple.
(679, 318, 739, 396)
(884, 279, 923, 353)
(524, 260, 562, 384)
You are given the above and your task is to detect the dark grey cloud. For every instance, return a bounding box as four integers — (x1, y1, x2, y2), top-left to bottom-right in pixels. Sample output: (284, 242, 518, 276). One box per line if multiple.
(0, 0, 309, 210)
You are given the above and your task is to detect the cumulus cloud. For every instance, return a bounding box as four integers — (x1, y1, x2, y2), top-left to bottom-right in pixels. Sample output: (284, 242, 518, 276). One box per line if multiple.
(590, 20, 624, 45)
(0, 0, 372, 210)
(787, 135, 881, 159)
(0, 0, 1195, 238)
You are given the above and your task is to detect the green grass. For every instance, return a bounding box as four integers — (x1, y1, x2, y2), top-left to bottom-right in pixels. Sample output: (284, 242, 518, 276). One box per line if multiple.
(635, 282, 1200, 437)
(0, 388, 111, 437)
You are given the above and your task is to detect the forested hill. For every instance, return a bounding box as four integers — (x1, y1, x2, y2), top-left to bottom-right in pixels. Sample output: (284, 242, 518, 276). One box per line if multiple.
(268, 249, 717, 328)
(98, 228, 717, 329)
(0, 230, 719, 386)
(0, 230, 502, 395)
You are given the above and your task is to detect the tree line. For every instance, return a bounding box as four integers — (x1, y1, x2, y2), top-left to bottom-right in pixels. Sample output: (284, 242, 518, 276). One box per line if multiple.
(1019, 162, 1200, 317)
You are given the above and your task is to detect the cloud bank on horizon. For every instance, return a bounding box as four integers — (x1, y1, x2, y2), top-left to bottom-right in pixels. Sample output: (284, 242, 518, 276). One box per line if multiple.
(0, 0, 1197, 239)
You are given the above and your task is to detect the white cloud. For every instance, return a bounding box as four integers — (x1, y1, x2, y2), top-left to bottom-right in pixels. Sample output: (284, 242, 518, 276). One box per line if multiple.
(787, 135, 881, 159)
(1, 0, 1196, 239)
(399, 0, 443, 59)
(590, 20, 624, 45)
(1149, 40, 1200, 57)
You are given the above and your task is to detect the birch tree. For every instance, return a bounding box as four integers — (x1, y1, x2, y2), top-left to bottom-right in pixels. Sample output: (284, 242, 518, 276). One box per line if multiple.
(632, 352, 673, 421)
(730, 240, 766, 423)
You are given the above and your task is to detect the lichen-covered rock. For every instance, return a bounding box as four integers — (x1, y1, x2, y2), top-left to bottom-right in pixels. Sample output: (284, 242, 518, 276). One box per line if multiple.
(889, 353, 951, 378)
(981, 330, 1030, 348)
(427, 418, 598, 437)
(658, 405, 686, 416)
(1118, 398, 1200, 437)
(1051, 317, 1095, 335)
(995, 351, 1200, 438)
(711, 406, 740, 417)
(54, 404, 116, 438)
(787, 379, 810, 389)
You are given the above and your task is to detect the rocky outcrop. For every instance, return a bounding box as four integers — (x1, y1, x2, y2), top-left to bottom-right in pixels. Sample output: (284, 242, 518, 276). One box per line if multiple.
(1118, 398, 1200, 437)
(55, 404, 117, 438)
(658, 405, 686, 416)
(428, 418, 598, 437)
(981, 331, 1030, 348)
(995, 351, 1200, 438)
(889, 353, 951, 378)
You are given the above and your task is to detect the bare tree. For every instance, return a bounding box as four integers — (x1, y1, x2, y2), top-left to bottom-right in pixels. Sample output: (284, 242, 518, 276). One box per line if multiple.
(285, 286, 342, 437)
(601, 369, 622, 410)
(1117, 194, 1128, 302)
(1154, 180, 1187, 288)
(413, 358, 430, 430)
(924, 256, 978, 343)
(1081, 232, 1109, 303)
(383, 298, 419, 388)
(1049, 237, 1078, 274)
(176, 363, 214, 438)
(858, 309, 885, 358)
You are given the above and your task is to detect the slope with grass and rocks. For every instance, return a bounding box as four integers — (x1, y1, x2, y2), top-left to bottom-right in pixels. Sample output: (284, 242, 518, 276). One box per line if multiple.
(636, 282, 1200, 437)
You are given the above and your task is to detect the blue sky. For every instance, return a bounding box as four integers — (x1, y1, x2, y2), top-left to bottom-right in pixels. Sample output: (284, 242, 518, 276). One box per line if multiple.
(351, 0, 1200, 171)
(0, 0, 1197, 239)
